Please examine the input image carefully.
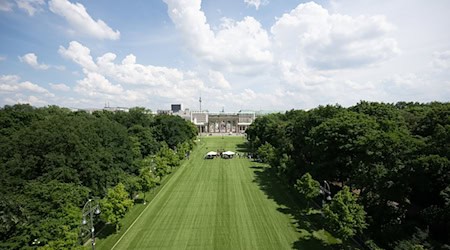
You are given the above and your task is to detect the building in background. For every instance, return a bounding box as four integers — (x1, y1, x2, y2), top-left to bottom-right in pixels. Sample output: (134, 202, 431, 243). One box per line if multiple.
(157, 109, 172, 115)
(154, 104, 270, 134)
(171, 104, 182, 113)
(190, 110, 256, 134)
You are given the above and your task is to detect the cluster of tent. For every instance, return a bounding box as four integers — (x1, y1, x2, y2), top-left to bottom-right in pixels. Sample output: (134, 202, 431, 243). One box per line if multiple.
(205, 151, 235, 159)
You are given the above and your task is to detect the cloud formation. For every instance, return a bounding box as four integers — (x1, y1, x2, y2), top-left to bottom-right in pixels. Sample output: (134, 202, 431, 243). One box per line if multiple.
(58, 41, 97, 71)
(15, 0, 44, 16)
(0, 75, 53, 99)
(271, 2, 399, 70)
(55, 2, 406, 110)
(0, 0, 13, 12)
(49, 0, 120, 40)
(432, 50, 450, 70)
(19, 53, 49, 70)
(208, 70, 231, 89)
(244, 0, 263, 10)
(160, 0, 408, 109)
(163, 0, 272, 74)
(59, 41, 209, 106)
(2, 1, 448, 110)
(164, 0, 399, 82)
(49, 83, 70, 91)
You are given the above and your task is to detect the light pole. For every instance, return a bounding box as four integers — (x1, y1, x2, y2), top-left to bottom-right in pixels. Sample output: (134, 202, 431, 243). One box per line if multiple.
(319, 180, 332, 207)
(81, 198, 101, 250)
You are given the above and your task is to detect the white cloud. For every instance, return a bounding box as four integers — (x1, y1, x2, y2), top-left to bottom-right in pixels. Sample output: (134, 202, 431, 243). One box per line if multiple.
(160, 0, 408, 110)
(96, 52, 189, 87)
(0, 55, 6, 61)
(0, 0, 13, 12)
(58, 41, 210, 107)
(52, 0, 448, 111)
(19, 53, 64, 70)
(244, 0, 268, 10)
(49, 83, 70, 91)
(75, 71, 123, 96)
(271, 2, 399, 70)
(208, 70, 231, 89)
(5, 95, 48, 106)
(19, 53, 49, 70)
(48, 0, 120, 40)
(163, 0, 398, 78)
(15, 0, 44, 16)
(59, 41, 97, 71)
(0, 75, 53, 97)
(163, 0, 272, 74)
(212, 88, 283, 110)
(432, 50, 450, 70)
(244, 0, 261, 10)
(19, 81, 51, 94)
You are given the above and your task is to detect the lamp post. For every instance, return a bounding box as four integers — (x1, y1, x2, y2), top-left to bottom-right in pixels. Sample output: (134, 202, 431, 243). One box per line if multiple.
(319, 180, 332, 207)
(81, 198, 101, 250)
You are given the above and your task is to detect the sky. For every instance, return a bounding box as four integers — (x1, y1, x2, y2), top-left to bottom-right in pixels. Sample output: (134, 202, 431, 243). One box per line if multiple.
(0, 0, 449, 112)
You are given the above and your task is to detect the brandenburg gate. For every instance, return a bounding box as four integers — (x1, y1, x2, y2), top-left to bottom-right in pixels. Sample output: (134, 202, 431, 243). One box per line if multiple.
(191, 111, 255, 134)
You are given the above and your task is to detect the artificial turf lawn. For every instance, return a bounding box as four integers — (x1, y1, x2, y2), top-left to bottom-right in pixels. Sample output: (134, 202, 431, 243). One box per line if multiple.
(104, 136, 300, 249)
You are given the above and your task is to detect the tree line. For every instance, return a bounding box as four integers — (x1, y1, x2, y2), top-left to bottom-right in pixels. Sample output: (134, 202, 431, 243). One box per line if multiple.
(246, 101, 450, 249)
(0, 104, 197, 249)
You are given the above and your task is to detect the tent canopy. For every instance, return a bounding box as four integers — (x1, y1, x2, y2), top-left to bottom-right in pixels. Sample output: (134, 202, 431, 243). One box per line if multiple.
(222, 151, 235, 155)
(206, 151, 218, 156)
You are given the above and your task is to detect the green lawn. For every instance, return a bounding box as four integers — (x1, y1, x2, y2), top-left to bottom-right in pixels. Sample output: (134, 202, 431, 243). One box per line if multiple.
(101, 136, 301, 249)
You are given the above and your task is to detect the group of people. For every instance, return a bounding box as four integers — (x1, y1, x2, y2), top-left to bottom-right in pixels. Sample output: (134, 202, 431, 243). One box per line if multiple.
(235, 153, 254, 159)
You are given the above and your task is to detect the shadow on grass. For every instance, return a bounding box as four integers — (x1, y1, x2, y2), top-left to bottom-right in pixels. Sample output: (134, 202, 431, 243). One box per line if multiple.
(96, 223, 116, 239)
(252, 166, 339, 249)
(236, 142, 250, 153)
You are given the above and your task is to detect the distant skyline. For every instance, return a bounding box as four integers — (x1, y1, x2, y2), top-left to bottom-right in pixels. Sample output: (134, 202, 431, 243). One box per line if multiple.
(1, 0, 449, 111)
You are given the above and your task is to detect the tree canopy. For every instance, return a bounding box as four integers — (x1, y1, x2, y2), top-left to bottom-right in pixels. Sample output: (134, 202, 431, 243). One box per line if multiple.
(247, 101, 450, 248)
(0, 105, 196, 249)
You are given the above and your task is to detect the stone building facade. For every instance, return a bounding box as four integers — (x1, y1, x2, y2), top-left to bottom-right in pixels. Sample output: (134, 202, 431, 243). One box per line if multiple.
(190, 111, 255, 134)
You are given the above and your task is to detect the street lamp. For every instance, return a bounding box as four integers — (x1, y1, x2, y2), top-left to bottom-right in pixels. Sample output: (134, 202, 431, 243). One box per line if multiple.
(80, 198, 101, 250)
(319, 180, 332, 207)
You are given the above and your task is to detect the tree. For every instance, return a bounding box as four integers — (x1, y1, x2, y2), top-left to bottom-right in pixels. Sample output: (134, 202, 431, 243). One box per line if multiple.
(307, 111, 379, 184)
(295, 173, 320, 203)
(153, 115, 197, 149)
(0, 180, 89, 249)
(100, 183, 133, 232)
(139, 162, 158, 204)
(257, 142, 276, 165)
(122, 174, 142, 200)
(322, 186, 367, 241)
(157, 143, 179, 168)
(128, 125, 159, 157)
(176, 141, 191, 161)
(0, 104, 198, 248)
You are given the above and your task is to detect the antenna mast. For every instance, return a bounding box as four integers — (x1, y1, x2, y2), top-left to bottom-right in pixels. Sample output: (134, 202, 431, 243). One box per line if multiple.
(199, 96, 202, 112)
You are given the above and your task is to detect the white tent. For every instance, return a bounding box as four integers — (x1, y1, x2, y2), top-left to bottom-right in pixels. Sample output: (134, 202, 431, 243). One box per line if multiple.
(205, 151, 217, 159)
(222, 151, 235, 158)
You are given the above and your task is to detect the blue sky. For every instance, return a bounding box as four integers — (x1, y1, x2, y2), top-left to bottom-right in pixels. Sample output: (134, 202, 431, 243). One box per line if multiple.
(0, 0, 449, 111)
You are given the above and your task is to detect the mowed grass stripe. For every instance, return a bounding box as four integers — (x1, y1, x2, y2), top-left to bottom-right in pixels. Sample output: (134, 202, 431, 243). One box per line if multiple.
(109, 137, 300, 249)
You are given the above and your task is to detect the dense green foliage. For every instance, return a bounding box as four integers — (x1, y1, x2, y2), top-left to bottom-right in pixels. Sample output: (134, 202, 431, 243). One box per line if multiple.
(247, 101, 450, 248)
(0, 104, 197, 249)
(100, 183, 134, 232)
(322, 186, 367, 240)
(295, 173, 320, 201)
